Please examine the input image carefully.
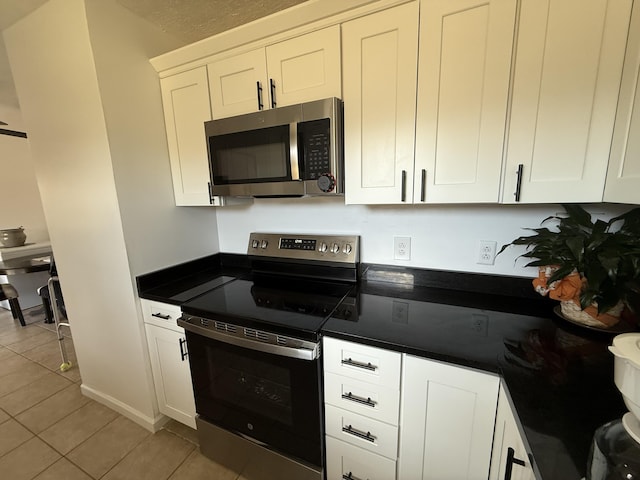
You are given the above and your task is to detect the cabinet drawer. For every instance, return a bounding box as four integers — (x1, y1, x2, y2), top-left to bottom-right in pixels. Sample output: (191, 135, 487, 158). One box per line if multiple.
(323, 337, 401, 388)
(141, 299, 183, 332)
(325, 404, 398, 460)
(326, 436, 396, 480)
(324, 372, 400, 425)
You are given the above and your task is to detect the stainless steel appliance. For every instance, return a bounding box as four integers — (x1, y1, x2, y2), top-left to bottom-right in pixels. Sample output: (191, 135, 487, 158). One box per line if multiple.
(178, 233, 359, 480)
(205, 98, 343, 198)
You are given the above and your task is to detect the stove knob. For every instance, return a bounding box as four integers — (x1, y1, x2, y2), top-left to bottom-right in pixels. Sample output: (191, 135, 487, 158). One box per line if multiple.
(318, 242, 328, 253)
(260, 240, 268, 249)
(343, 244, 352, 255)
(251, 239, 259, 249)
(330, 243, 340, 253)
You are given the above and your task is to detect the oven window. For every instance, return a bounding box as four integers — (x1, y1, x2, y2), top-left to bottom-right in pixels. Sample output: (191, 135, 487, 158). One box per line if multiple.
(206, 347, 293, 426)
(210, 125, 291, 184)
(186, 331, 323, 467)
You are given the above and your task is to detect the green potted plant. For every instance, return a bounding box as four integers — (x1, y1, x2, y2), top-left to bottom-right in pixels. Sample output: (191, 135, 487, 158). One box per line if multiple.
(498, 204, 640, 329)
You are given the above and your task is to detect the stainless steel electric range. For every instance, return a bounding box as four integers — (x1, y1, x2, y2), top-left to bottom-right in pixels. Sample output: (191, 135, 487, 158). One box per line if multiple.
(178, 233, 359, 480)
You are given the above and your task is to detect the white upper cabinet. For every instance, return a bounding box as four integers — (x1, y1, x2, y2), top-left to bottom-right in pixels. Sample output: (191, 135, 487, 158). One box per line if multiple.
(605, 2, 640, 204)
(502, 0, 632, 204)
(160, 67, 213, 206)
(208, 26, 341, 119)
(343, 2, 420, 205)
(266, 25, 341, 108)
(414, 0, 516, 203)
(207, 49, 268, 119)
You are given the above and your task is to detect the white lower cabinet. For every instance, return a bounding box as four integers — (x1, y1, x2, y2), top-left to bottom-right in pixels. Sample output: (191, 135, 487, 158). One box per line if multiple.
(489, 384, 537, 480)
(398, 355, 500, 480)
(324, 337, 400, 480)
(323, 338, 501, 480)
(326, 436, 397, 480)
(141, 300, 196, 429)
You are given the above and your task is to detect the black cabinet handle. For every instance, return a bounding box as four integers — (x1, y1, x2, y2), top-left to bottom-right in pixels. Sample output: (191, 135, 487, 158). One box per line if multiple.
(208, 182, 214, 205)
(151, 312, 171, 320)
(342, 473, 364, 480)
(342, 424, 376, 443)
(401, 170, 407, 202)
(256, 81, 264, 111)
(341, 357, 378, 371)
(420, 169, 426, 202)
(269, 78, 276, 108)
(341, 391, 377, 407)
(504, 447, 526, 480)
(514, 164, 523, 202)
(179, 338, 188, 361)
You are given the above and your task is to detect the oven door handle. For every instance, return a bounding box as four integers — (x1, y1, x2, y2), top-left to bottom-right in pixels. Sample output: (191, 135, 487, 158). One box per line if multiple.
(178, 316, 319, 361)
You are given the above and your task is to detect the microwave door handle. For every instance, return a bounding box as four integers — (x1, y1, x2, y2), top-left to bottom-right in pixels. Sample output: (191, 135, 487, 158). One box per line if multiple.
(290, 122, 300, 180)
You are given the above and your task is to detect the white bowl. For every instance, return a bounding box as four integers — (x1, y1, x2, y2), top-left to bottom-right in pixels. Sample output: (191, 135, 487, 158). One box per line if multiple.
(609, 333, 640, 422)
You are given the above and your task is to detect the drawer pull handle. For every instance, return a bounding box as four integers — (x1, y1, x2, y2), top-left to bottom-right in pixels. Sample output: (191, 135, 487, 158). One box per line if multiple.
(342, 424, 376, 443)
(342, 392, 377, 407)
(341, 357, 377, 371)
(151, 312, 171, 320)
(343, 473, 364, 480)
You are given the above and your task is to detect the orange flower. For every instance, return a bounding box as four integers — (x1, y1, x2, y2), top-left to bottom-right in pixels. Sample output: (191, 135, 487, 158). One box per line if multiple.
(548, 273, 583, 302)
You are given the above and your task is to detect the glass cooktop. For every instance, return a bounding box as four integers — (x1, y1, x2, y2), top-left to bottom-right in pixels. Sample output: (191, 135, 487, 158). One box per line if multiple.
(181, 277, 354, 340)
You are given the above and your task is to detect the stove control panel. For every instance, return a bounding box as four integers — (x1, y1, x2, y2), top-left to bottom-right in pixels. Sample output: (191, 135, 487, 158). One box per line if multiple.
(248, 233, 359, 264)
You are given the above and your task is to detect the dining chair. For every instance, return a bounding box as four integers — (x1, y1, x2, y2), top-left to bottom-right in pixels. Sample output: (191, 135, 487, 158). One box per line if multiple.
(0, 283, 26, 326)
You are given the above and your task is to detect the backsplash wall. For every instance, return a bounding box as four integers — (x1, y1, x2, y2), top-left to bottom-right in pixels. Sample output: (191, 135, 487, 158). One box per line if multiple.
(215, 199, 631, 278)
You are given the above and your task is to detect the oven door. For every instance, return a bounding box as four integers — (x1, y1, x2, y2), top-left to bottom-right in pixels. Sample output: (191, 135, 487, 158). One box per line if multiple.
(183, 328, 323, 467)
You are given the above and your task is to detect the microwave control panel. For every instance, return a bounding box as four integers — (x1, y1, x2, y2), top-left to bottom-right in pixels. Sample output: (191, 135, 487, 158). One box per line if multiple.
(300, 119, 331, 180)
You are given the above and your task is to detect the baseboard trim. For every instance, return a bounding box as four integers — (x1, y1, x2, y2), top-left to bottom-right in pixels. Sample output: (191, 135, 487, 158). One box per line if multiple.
(80, 384, 170, 433)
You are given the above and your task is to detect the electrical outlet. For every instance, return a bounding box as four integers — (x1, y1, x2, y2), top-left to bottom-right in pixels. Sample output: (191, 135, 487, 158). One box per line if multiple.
(471, 314, 489, 336)
(477, 240, 497, 265)
(394, 236, 411, 260)
(392, 300, 409, 324)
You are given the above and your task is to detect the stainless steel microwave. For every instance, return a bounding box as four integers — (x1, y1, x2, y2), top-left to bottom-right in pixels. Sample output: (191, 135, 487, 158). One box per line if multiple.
(205, 97, 343, 197)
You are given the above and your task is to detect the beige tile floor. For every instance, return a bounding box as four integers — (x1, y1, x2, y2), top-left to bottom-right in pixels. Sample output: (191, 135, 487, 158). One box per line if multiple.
(0, 306, 241, 480)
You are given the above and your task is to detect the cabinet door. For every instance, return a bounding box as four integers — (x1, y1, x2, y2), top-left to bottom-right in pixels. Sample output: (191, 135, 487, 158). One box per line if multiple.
(605, 3, 640, 204)
(160, 67, 213, 206)
(398, 355, 499, 480)
(489, 385, 537, 480)
(208, 48, 268, 118)
(145, 324, 196, 429)
(343, 2, 419, 205)
(414, 0, 516, 203)
(266, 25, 341, 108)
(502, 0, 632, 203)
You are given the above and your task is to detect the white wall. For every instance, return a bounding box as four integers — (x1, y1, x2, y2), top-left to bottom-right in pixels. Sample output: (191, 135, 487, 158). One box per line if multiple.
(215, 199, 632, 278)
(83, 0, 219, 276)
(4, 0, 219, 430)
(0, 105, 48, 243)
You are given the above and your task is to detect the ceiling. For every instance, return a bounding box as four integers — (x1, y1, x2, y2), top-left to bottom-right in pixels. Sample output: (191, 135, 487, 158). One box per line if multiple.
(0, 0, 307, 111)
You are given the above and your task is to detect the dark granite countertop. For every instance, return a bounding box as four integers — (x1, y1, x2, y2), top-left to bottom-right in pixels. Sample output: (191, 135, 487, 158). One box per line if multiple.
(136, 255, 633, 479)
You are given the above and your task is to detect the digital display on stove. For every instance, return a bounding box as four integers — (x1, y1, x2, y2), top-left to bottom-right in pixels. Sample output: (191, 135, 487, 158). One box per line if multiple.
(279, 238, 317, 251)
